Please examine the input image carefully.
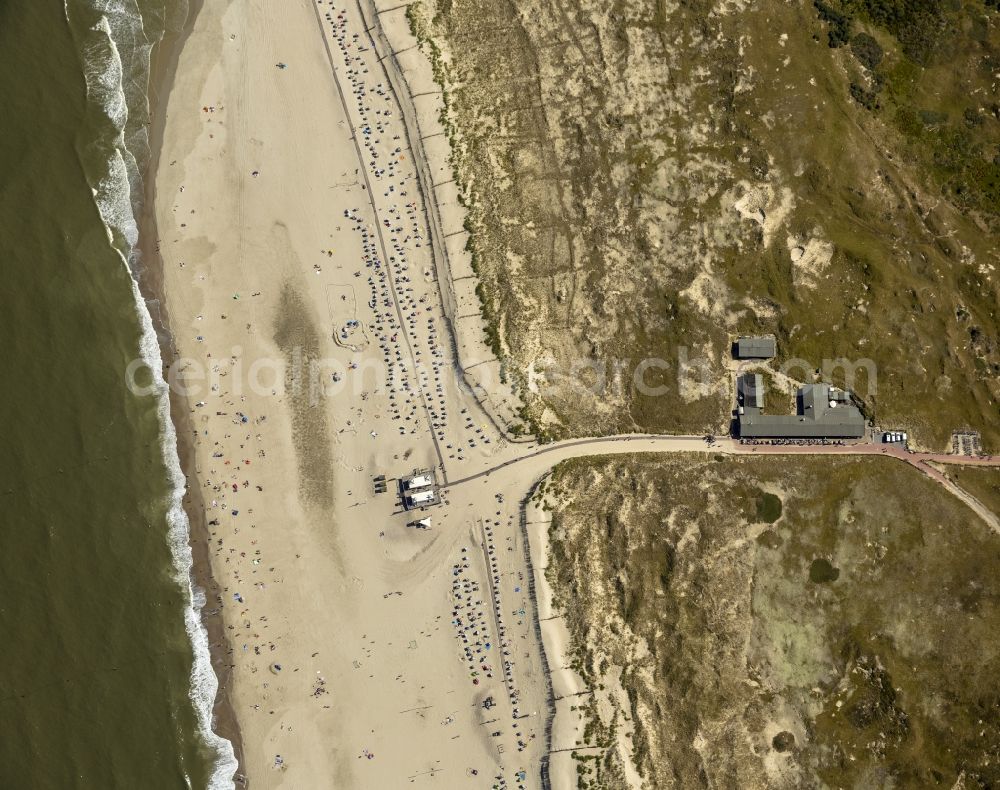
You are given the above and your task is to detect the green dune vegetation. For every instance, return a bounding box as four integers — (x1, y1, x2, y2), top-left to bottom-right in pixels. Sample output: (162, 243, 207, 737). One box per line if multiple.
(540, 454, 1000, 788)
(942, 463, 1000, 513)
(409, 0, 999, 448)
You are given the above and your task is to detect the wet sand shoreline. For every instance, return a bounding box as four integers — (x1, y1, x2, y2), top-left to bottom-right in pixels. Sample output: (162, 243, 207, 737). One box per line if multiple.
(135, 0, 246, 781)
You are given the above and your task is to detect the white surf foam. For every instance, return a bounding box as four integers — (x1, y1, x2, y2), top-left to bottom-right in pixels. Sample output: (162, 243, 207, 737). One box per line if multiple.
(125, 243, 240, 790)
(68, 3, 239, 787)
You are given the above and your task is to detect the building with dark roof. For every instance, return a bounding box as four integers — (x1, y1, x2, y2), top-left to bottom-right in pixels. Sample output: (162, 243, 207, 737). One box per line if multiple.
(738, 382, 865, 439)
(738, 372, 764, 410)
(734, 335, 776, 359)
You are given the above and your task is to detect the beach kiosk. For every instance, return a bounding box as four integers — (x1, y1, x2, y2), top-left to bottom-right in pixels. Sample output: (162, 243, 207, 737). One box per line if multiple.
(400, 468, 441, 510)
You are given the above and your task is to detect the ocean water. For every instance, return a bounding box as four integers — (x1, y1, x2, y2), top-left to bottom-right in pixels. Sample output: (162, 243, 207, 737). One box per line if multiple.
(0, 1, 235, 787)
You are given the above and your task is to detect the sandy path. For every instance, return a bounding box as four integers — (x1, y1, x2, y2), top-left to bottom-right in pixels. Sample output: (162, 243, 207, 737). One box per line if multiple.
(523, 490, 590, 790)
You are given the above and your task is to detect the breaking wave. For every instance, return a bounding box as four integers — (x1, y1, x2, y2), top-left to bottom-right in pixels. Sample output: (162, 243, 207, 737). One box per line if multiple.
(66, 1, 238, 787)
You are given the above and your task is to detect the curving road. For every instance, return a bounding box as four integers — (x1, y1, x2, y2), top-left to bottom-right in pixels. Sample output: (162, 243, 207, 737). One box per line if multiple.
(441, 434, 1000, 534)
(444, 432, 998, 485)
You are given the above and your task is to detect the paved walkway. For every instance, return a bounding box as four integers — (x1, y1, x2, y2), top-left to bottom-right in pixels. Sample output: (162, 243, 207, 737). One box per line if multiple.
(443, 434, 1000, 532)
(448, 433, 998, 485)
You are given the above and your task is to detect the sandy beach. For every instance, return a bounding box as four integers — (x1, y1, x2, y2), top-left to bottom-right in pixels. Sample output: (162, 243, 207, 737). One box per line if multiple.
(154, 0, 551, 785)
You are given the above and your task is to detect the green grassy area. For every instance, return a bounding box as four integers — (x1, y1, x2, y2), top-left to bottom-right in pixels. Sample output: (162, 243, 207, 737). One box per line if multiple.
(946, 464, 1000, 514)
(759, 369, 794, 415)
(411, 0, 999, 449)
(544, 454, 1000, 787)
(814, 0, 1000, 214)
